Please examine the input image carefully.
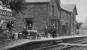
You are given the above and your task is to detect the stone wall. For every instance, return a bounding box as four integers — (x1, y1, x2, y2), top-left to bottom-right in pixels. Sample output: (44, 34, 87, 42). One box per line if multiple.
(14, 1, 61, 35)
(15, 3, 49, 32)
(60, 10, 70, 36)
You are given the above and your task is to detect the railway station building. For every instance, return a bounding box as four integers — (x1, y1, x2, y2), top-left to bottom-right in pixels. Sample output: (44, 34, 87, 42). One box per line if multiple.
(14, 0, 78, 36)
(14, 0, 61, 36)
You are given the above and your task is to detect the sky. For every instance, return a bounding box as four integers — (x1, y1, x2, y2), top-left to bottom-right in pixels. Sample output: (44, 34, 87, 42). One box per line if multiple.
(61, 0, 87, 23)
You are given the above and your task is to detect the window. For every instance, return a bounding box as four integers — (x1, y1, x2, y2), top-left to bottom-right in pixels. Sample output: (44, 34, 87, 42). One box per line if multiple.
(3, 12, 5, 15)
(3, 12, 5, 14)
(5, 12, 6, 15)
(0, 12, 1, 14)
(52, 6, 54, 16)
(6, 12, 7, 15)
(9, 14, 10, 16)
(51, 5, 55, 16)
(2, 12, 3, 14)
(1, 11, 2, 14)
(11, 14, 12, 16)
(7, 13, 9, 16)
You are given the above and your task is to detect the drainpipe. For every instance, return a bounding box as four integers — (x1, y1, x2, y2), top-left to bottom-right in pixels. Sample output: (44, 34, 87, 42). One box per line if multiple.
(69, 13, 72, 35)
(59, 9, 61, 36)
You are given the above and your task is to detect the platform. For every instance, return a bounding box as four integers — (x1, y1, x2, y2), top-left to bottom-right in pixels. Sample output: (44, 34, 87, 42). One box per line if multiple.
(1, 34, 87, 50)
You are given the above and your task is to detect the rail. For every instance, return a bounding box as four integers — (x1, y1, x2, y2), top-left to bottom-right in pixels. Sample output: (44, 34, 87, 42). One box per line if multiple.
(33, 43, 87, 50)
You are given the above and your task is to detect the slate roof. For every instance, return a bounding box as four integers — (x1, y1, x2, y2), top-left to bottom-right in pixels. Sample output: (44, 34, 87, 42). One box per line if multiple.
(61, 4, 76, 12)
(25, 0, 51, 3)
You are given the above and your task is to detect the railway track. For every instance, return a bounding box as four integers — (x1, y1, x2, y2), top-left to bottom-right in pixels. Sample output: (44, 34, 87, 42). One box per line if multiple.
(32, 39, 87, 50)
(32, 43, 71, 50)
(59, 39, 87, 50)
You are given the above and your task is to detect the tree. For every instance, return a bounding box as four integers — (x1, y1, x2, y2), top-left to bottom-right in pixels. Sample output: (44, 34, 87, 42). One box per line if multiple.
(9, 0, 24, 13)
(0, 0, 24, 13)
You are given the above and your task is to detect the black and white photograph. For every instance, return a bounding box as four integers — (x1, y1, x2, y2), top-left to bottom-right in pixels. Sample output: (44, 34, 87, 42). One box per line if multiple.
(0, 0, 87, 50)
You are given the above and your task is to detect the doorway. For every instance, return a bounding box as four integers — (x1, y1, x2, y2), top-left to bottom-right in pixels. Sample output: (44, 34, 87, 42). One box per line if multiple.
(25, 18, 33, 30)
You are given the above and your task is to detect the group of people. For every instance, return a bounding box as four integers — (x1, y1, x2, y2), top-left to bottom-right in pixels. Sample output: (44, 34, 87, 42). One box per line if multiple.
(44, 26, 57, 38)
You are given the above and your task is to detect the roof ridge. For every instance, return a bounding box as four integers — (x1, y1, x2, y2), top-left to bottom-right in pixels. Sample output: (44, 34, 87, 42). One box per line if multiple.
(61, 4, 76, 12)
(61, 4, 76, 6)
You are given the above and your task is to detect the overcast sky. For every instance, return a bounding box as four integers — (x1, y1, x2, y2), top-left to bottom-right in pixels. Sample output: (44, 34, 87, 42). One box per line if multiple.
(61, 0, 87, 23)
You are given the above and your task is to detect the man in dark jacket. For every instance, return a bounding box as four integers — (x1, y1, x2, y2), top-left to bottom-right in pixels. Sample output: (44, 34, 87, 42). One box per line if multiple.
(6, 21, 14, 31)
(22, 29, 28, 38)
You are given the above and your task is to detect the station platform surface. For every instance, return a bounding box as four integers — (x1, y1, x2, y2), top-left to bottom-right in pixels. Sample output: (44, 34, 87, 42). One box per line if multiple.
(1, 34, 87, 50)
